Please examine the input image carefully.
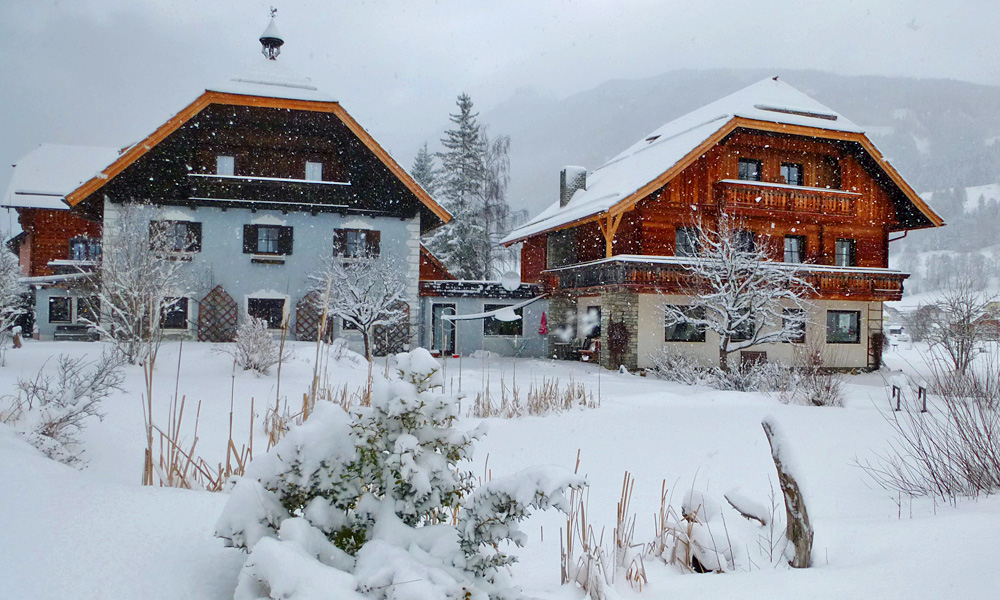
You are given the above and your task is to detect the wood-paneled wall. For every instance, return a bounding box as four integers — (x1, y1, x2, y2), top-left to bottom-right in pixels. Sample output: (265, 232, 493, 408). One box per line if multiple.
(18, 208, 101, 277)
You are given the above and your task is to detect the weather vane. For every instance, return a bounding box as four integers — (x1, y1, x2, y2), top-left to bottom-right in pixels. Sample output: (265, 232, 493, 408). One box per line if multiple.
(270, 6, 277, 18)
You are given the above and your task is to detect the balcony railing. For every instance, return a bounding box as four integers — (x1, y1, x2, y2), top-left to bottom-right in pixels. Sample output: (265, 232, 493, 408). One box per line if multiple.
(715, 179, 859, 220)
(544, 256, 907, 301)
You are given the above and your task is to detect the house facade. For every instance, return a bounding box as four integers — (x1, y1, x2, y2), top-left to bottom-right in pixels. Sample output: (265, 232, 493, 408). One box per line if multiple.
(8, 21, 450, 353)
(503, 78, 944, 371)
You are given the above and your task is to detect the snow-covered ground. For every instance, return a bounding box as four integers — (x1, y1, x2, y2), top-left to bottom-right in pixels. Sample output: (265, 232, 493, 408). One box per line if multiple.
(2, 339, 1000, 599)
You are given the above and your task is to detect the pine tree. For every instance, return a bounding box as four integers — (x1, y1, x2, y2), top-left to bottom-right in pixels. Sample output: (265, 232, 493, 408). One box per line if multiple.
(410, 141, 439, 197)
(427, 94, 517, 280)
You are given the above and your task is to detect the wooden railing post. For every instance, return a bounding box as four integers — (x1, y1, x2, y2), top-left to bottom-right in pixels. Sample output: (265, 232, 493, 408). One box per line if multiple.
(892, 385, 902, 411)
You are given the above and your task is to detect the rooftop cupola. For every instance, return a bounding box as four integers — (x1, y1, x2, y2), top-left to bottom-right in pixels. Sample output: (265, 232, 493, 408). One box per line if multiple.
(259, 9, 284, 60)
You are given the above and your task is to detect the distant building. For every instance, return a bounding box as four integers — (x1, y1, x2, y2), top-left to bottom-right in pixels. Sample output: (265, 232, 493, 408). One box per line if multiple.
(503, 78, 945, 370)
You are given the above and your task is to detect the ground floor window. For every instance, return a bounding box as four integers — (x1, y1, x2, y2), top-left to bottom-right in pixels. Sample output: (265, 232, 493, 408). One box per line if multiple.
(782, 308, 806, 343)
(483, 303, 523, 336)
(248, 297, 286, 329)
(827, 310, 860, 344)
(48, 297, 71, 323)
(664, 306, 706, 342)
(160, 297, 189, 330)
(342, 318, 359, 331)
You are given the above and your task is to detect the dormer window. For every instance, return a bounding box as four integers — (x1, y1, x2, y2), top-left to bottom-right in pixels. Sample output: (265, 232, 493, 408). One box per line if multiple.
(305, 161, 323, 181)
(737, 158, 762, 182)
(216, 155, 235, 176)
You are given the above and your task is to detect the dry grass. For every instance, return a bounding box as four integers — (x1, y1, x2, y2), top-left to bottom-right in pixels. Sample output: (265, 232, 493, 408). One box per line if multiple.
(472, 376, 599, 418)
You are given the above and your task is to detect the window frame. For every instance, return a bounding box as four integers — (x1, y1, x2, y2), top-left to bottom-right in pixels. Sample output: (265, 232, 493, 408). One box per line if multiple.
(675, 226, 700, 258)
(835, 238, 856, 267)
(216, 155, 235, 176)
(664, 306, 706, 342)
(737, 158, 763, 182)
(781, 162, 804, 186)
(48, 296, 72, 324)
(333, 228, 381, 259)
(68, 236, 102, 261)
(150, 220, 202, 253)
(826, 310, 861, 344)
(243, 225, 293, 256)
(731, 310, 754, 342)
(159, 297, 189, 330)
(247, 297, 287, 330)
(784, 235, 806, 263)
(305, 161, 324, 181)
(483, 303, 523, 337)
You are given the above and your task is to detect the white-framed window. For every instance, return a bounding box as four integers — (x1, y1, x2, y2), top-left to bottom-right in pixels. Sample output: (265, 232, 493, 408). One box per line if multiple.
(784, 235, 805, 263)
(835, 239, 856, 267)
(216, 155, 235, 176)
(305, 161, 323, 181)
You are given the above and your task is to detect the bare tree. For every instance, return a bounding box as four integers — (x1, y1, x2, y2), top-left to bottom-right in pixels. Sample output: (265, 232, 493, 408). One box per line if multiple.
(86, 203, 192, 364)
(924, 279, 996, 375)
(661, 214, 812, 372)
(310, 255, 408, 361)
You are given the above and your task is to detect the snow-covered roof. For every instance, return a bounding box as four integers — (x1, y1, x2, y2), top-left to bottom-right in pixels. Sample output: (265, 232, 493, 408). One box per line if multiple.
(2, 144, 121, 210)
(207, 57, 336, 103)
(502, 78, 867, 244)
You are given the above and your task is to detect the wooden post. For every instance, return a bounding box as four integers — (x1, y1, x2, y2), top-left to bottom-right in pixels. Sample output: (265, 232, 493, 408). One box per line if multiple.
(597, 213, 624, 258)
(892, 385, 901, 411)
(918, 386, 927, 413)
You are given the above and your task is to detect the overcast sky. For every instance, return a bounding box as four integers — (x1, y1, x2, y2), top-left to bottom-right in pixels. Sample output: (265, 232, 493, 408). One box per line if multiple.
(2, 0, 998, 227)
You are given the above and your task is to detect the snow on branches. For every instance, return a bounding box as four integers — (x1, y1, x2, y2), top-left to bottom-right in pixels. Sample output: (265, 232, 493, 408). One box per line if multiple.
(216, 348, 582, 600)
(661, 214, 813, 372)
(310, 255, 408, 362)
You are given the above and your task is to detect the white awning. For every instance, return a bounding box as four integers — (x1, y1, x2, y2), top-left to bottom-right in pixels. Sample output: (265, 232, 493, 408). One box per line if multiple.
(443, 295, 546, 321)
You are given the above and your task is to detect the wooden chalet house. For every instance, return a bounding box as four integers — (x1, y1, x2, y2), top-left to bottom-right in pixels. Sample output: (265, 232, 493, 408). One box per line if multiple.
(502, 78, 944, 371)
(7, 18, 450, 351)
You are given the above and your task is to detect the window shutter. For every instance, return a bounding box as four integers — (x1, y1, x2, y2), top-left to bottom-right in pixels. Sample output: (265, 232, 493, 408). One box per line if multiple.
(278, 226, 293, 255)
(366, 230, 381, 257)
(333, 229, 346, 256)
(243, 225, 257, 254)
(188, 222, 203, 252)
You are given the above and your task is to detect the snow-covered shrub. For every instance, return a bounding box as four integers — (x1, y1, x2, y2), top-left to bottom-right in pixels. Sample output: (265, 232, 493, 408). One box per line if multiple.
(708, 360, 793, 393)
(783, 343, 844, 407)
(0, 352, 124, 465)
(647, 347, 710, 386)
(217, 315, 290, 375)
(216, 347, 584, 600)
(0, 247, 27, 358)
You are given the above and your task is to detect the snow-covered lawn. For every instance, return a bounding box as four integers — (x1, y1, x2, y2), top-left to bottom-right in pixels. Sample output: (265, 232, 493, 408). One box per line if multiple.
(2, 339, 1000, 598)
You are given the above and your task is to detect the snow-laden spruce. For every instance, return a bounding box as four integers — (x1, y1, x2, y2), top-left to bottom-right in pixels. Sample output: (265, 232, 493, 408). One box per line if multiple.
(216, 347, 584, 599)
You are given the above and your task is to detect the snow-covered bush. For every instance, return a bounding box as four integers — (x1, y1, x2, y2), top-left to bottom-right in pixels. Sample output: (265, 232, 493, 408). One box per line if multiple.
(0, 247, 27, 357)
(217, 315, 290, 375)
(782, 343, 844, 407)
(647, 347, 710, 386)
(216, 347, 584, 600)
(647, 346, 794, 393)
(0, 352, 124, 465)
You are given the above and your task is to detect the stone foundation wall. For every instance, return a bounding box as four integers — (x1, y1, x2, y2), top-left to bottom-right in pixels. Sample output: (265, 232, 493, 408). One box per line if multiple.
(599, 288, 639, 370)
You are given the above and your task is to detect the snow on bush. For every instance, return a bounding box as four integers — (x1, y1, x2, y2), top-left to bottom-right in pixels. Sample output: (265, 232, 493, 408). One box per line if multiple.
(648, 346, 795, 394)
(217, 315, 290, 375)
(216, 347, 584, 600)
(0, 352, 124, 465)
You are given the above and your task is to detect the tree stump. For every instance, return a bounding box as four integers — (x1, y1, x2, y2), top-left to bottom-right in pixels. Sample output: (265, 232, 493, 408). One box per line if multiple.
(762, 418, 813, 568)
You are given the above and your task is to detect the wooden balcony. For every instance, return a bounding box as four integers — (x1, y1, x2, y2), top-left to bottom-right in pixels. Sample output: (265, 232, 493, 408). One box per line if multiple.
(544, 256, 907, 301)
(715, 179, 860, 222)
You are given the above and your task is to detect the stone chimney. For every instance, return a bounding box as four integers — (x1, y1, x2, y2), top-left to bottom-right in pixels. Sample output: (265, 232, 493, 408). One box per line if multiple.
(560, 166, 587, 208)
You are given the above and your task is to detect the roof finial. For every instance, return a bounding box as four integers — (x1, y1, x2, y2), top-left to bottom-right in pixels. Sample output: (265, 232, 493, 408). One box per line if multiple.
(259, 8, 284, 60)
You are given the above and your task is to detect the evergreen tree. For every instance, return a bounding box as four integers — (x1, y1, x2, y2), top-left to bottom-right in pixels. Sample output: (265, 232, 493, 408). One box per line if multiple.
(409, 141, 439, 197)
(427, 93, 517, 280)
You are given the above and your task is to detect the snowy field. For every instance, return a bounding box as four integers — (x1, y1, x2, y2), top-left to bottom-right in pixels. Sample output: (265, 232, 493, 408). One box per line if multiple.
(2, 339, 1000, 599)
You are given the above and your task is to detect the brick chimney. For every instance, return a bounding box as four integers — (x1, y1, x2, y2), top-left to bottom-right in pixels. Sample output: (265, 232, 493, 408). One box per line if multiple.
(560, 166, 587, 207)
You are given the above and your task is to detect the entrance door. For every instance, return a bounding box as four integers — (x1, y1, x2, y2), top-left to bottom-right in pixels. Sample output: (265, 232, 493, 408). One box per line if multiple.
(431, 304, 456, 354)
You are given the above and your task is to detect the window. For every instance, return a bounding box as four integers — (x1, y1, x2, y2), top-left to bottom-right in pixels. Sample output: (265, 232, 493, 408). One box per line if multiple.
(827, 310, 860, 344)
(248, 298, 286, 329)
(781, 162, 804, 186)
(305, 161, 323, 181)
(216, 155, 235, 176)
(160, 298, 189, 330)
(582, 306, 601, 339)
(737, 158, 762, 182)
(731, 310, 754, 342)
(341, 318, 359, 331)
(48, 297, 71, 323)
(243, 225, 293, 255)
(835, 239, 856, 267)
(68, 237, 101, 261)
(783, 308, 806, 343)
(77, 296, 100, 325)
(334, 229, 381, 259)
(151, 221, 202, 253)
(483, 303, 523, 336)
(733, 230, 756, 253)
(664, 306, 706, 342)
(784, 235, 806, 263)
(675, 227, 700, 257)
